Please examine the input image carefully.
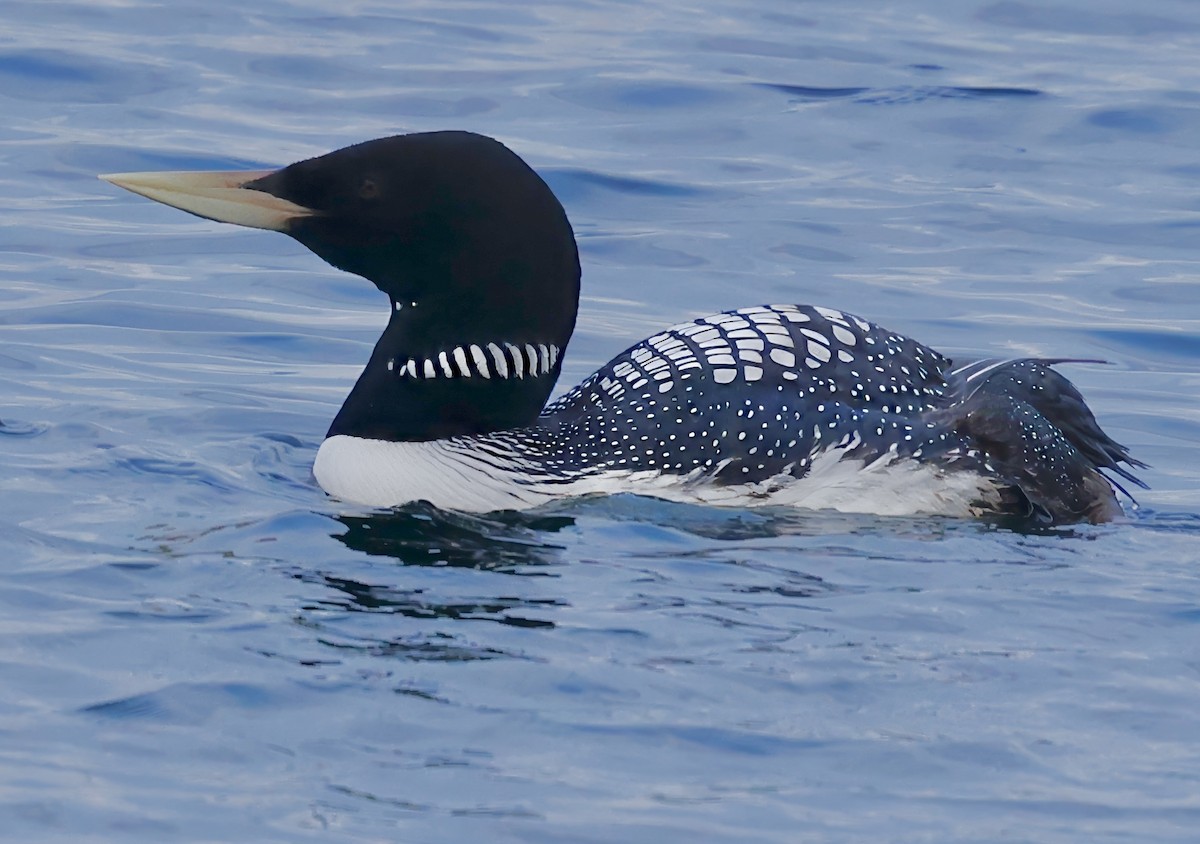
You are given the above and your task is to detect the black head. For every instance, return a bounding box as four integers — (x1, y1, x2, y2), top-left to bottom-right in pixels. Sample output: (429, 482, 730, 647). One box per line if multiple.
(243, 131, 580, 348)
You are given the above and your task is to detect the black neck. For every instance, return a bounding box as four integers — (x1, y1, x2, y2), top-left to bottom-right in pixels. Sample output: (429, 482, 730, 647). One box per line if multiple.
(327, 300, 567, 441)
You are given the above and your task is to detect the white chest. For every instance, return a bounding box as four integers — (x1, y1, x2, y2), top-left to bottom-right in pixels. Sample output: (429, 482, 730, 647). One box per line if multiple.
(313, 434, 1001, 517)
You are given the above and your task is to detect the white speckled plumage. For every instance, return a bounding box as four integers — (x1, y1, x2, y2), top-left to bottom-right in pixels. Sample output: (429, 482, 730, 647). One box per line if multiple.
(316, 304, 1000, 513)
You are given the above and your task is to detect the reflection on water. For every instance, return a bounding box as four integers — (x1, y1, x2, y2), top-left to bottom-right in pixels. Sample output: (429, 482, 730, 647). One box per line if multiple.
(754, 82, 1045, 104)
(281, 506, 577, 661)
(330, 505, 574, 572)
(307, 574, 561, 629)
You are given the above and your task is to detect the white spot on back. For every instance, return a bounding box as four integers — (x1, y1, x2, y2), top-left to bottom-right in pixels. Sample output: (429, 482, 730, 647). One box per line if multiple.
(832, 324, 857, 345)
(770, 348, 796, 368)
(800, 328, 830, 346)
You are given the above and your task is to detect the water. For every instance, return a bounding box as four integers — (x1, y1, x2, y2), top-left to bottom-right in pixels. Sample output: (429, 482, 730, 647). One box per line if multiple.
(2, 0, 1199, 840)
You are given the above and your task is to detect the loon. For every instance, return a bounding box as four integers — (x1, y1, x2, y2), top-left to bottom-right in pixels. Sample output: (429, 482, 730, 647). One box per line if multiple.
(101, 131, 1144, 524)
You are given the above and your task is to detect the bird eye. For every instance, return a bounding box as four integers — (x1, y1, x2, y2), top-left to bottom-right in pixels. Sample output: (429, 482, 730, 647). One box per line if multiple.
(358, 179, 380, 200)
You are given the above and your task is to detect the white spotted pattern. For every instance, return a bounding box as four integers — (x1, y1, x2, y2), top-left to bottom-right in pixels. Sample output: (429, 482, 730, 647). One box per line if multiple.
(320, 303, 1136, 524)
(341, 305, 964, 510)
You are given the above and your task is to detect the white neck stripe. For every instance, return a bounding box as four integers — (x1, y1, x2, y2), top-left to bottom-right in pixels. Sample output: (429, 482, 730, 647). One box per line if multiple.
(388, 342, 561, 381)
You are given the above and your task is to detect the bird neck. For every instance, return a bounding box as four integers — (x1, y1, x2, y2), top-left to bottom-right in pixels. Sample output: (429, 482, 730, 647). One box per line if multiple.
(327, 298, 569, 442)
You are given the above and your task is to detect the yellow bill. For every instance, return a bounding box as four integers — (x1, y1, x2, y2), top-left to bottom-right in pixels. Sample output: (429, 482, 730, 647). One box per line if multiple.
(100, 169, 314, 232)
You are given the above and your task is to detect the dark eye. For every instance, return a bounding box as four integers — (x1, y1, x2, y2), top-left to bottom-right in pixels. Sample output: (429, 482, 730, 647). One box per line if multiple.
(358, 179, 380, 200)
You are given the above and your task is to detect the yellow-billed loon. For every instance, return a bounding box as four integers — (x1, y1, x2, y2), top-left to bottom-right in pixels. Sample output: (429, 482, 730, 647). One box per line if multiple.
(101, 131, 1145, 524)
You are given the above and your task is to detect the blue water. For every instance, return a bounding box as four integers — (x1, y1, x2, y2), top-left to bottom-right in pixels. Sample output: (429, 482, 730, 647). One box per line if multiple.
(2, 0, 1199, 840)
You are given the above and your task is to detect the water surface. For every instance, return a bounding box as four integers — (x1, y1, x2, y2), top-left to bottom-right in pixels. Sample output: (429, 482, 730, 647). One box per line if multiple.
(1, 1, 1198, 841)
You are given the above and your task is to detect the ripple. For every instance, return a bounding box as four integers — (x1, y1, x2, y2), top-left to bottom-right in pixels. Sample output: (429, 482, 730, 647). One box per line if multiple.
(297, 615, 522, 662)
(977, 1, 1197, 35)
(552, 79, 734, 113)
(1086, 107, 1182, 134)
(300, 571, 562, 629)
(0, 48, 171, 102)
(81, 682, 280, 724)
(755, 82, 1044, 104)
(546, 168, 707, 201)
(0, 419, 49, 437)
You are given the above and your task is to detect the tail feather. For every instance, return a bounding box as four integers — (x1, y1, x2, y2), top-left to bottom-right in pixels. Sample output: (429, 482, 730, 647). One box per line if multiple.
(946, 359, 1145, 524)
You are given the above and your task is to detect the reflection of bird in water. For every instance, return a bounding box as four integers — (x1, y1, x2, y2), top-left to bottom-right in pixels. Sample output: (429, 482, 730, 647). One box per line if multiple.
(332, 507, 572, 573)
(289, 509, 571, 660)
